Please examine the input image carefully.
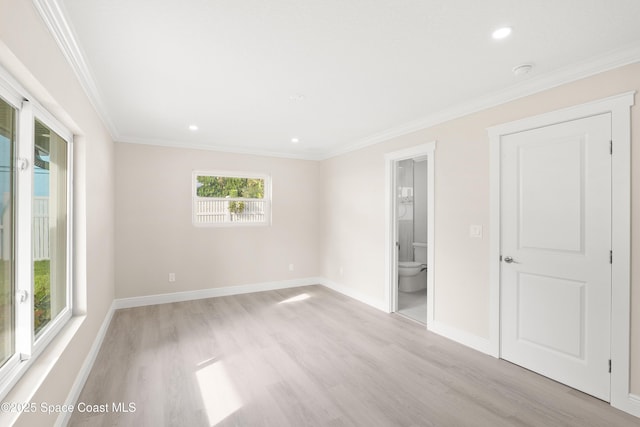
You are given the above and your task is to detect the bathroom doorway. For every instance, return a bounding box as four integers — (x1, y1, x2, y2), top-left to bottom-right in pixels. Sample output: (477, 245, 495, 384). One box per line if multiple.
(385, 143, 435, 324)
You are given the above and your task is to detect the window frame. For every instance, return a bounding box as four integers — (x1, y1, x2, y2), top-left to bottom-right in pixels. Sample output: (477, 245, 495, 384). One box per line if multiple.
(30, 104, 74, 347)
(0, 84, 20, 391)
(0, 70, 74, 401)
(192, 170, 272, 227)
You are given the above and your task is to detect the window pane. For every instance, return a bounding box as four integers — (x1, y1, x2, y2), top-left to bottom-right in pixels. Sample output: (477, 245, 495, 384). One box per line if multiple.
(0, 98, 15, 366)
(196, 176, 264, 199)
(33, 120, 67, 336)
(193, 174, 269, 226)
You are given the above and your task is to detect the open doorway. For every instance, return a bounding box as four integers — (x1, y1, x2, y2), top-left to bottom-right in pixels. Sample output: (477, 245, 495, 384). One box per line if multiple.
(385, 142, 435, 324)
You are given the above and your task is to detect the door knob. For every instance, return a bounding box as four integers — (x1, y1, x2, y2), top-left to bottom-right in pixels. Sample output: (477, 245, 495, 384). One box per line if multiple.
(504, 256, 515, 263)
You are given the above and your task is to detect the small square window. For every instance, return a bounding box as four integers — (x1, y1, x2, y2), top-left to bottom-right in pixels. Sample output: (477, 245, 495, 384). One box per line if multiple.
(192, 171, 271, 226)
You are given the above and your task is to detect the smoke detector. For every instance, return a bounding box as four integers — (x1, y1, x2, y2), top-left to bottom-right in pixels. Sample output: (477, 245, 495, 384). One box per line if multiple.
(512, 63, 534, 76)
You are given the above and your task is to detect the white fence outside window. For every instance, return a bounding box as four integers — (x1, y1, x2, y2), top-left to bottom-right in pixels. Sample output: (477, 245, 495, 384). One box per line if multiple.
(0, 196, 49, 261)
(194, 198, 266, 225)
(32, 197, 49, 261)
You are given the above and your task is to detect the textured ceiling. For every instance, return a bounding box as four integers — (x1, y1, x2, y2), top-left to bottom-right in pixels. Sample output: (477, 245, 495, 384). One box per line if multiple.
(43, 0, 640, 158)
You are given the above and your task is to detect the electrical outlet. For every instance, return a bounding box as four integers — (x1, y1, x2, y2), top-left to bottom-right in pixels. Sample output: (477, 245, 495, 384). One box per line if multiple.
(168, 273, 176, 282)
(339, 267, 344, 276)
(288, 263, 294, 271)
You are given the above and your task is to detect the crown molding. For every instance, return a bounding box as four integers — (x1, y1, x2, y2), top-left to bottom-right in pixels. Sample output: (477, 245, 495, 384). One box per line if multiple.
(32, 0, 121, 139)
(320, 41, 640, 160)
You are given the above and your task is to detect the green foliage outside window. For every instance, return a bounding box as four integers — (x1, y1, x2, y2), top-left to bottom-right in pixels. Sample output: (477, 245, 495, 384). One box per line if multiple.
(196, 176, 264, 199)
(0, 260, 51, 336)
(228, 200, 246, 214)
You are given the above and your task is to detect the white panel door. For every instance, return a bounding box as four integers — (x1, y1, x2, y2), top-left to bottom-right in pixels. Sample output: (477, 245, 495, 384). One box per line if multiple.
(500, 113, 612, 401)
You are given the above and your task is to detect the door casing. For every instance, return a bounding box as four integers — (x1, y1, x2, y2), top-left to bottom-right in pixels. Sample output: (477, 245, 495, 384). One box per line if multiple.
(384, 142, 436, 321)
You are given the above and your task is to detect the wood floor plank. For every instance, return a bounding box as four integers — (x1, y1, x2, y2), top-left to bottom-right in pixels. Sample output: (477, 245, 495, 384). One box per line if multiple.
(68, 286, 640, 426)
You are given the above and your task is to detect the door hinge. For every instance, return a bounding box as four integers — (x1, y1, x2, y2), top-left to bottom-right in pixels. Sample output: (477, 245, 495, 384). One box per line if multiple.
(610, 250, 613, 264)
(610, 140, 613, 155)
(609, 359, 612, 373)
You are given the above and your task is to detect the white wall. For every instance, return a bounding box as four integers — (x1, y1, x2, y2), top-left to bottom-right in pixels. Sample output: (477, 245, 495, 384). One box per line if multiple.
(320, 63, 640, 394)
(0, 0, 115, 425)
(115, 143, 321, 298)
(320, 147, 387, 303)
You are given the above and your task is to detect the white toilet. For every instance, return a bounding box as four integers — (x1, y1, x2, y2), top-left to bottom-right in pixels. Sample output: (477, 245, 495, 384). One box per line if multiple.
(398, 243, 427, 292)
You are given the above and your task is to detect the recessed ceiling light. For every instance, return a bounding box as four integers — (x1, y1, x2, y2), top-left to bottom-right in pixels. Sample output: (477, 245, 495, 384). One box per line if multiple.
(492, 27, 512, 40)
(188, 124, 198, 131)
(291, 137, 300, 143)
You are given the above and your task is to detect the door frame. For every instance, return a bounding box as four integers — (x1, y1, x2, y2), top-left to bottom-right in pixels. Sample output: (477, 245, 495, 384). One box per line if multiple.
(487, 92, 635, 413)
(384, 142, 436, 320)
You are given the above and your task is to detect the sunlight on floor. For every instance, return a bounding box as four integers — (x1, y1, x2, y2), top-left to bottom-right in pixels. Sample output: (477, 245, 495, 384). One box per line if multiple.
(278, 293, 311, 304)
(196, 359, 243, 426)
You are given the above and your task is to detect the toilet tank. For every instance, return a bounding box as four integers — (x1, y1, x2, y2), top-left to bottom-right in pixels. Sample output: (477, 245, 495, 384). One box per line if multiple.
(413, 242, 427, 263)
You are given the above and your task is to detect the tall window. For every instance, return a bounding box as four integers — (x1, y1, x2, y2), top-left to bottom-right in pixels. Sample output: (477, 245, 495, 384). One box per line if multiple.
(0, 98, 15, 370)
(0, 86, 72, 399)
(193, 171, 271, 226)
(33, 120, 68, 337)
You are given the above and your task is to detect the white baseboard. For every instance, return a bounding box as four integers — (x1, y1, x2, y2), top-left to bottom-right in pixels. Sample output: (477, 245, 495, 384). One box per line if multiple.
(613, 393, 640, 419)
(428, 320, 496, 357)
(318, 278, 387, 312)
(113, 277, 387, 314)
(114, 277, 322, 309)
(629, 394, 640, 418)
(56, 301, 117, 427)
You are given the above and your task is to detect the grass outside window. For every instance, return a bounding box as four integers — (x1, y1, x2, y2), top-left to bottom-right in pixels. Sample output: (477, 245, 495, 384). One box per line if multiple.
(33, 260, 50, 335)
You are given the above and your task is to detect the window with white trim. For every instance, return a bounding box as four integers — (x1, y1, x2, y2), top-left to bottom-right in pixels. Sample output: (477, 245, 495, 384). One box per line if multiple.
(192, 171, 271, 226)
(0, 79, 73, 398)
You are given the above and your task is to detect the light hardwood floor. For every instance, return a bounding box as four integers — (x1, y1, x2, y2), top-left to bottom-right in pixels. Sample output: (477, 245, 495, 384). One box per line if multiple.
(69, 286, 639, 426)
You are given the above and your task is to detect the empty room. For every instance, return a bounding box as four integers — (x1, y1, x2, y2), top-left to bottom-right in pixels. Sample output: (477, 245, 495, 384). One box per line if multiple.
(1, 0, 640, 426)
